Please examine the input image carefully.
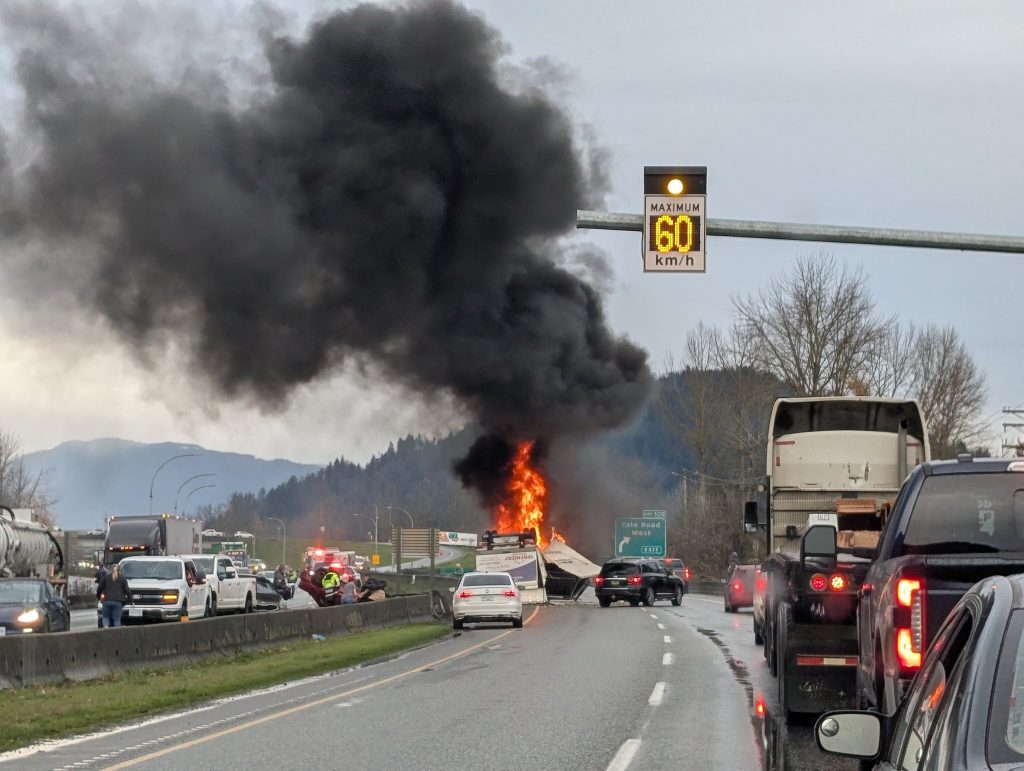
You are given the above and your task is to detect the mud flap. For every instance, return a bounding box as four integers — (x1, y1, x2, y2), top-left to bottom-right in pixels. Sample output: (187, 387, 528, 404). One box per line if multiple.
(783, 624, 859, 714)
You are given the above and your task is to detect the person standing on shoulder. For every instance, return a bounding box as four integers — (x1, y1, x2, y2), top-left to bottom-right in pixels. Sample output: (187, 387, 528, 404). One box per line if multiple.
(97, 564, 133, 628)
(341, 576, 357, 605)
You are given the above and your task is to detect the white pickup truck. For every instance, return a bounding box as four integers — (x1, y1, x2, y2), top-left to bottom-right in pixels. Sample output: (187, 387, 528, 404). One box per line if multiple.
(187, 554, 257, 615)
(105, 556, 212, 622)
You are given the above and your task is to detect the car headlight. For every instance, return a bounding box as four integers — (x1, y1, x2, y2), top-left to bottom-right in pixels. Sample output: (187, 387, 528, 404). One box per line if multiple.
(17, 609, 41, 625)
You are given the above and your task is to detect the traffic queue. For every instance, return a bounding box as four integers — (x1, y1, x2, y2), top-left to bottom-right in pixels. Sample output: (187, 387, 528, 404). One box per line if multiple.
(732, 396, 1024, 769)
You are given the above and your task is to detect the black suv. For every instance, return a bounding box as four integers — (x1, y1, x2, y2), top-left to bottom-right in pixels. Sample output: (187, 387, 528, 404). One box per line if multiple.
(594, 558, 686, 607)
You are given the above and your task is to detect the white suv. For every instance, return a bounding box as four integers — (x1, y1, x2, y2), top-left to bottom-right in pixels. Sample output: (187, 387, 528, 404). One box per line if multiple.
(112, 556, 212, 622)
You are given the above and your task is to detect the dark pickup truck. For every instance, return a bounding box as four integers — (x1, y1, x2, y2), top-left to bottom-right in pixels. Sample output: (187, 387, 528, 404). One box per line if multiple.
(854, 455, 1024, 714)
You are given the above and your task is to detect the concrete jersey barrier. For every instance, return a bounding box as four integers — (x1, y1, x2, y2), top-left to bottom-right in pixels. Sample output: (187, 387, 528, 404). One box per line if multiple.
(0, 595, 437, 689)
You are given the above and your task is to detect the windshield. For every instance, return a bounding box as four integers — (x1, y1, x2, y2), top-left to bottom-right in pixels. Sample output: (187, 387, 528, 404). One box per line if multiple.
(0, 581, 43, 604)
(462, 574, 513, 587)
(120, 560, 183, 581)
(106, 520, 160, 544)
(900, 474, 1024, 556)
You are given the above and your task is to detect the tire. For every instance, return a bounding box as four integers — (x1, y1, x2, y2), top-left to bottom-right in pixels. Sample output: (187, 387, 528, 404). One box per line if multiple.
(753, 614, 764, 645)
(512, 616, 523, 629)
(210, 594, 218, 616)
(671, 586, 683, 606)
(453, 617, 463, 630)
(641, 587, 655, 607)
(204, 597, 214, 618)
(765, 605, 777, 675)
(598, 595, 612, 608)
(244, 594, 253, 614)
(724, 597, 733, 613)
(777, 602, 794, 721)
(179, 601, 188, 622)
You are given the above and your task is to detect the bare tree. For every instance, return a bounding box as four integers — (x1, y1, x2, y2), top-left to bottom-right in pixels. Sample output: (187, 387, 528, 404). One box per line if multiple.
(0, 430, 56, 520)
(861, 321, 918, 397)
(733, 254, 891, 396)
(910, 324, 988, 459)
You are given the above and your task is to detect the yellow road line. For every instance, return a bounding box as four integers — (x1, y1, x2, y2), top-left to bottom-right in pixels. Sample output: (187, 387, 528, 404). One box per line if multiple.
(103, 607, 540, 770)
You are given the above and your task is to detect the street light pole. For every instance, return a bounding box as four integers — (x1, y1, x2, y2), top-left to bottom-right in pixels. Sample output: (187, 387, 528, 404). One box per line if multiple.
(267, 517, 286, 567)
(174, 473, 218, 513)
(386, 505, 414, 528)
(181, 484, 216, 516)
(150, 452, 201, 515)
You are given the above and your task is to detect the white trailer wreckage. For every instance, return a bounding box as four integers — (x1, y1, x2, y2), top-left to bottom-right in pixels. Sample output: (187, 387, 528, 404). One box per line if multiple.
(475, 531, 600, 604)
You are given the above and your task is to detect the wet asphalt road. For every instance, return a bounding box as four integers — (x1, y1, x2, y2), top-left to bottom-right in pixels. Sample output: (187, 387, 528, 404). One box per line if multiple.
(24, 591, 851, 770)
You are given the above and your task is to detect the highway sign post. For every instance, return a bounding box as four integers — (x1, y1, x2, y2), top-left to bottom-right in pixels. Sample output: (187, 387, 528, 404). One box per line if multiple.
(642, 166, 707, 273)
(615, 510, 667, 557)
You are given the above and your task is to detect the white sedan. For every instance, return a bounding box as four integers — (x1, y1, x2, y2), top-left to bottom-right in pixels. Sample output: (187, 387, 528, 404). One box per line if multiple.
(451, 571, 523, 630)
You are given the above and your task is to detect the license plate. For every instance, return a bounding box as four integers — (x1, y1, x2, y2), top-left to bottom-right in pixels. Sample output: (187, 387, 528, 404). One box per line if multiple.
(481, 596, 493, 602)
(0, 627, 6, 636)
(129, 607, 144, 617)
(610, 579, 624, 586)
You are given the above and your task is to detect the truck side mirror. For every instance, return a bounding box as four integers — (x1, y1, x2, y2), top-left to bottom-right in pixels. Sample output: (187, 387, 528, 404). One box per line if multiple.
(801, 525, 837, 572)
(743, 501, 759, 533)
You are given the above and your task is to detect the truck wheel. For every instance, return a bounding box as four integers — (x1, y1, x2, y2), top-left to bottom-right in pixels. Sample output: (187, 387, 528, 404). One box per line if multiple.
(765, 606, 777, 674)
(671, 586, 683, 606)
(777, 602, 794, 721)
(210, 594, 218, 616)
(753, 615, 764, 645)
(598, 596, 611, 608)
(204, 597, 213, 618)
(179, 601, 188, 622)
(641, 587, 655, 607)
(244, 594, 253, 614)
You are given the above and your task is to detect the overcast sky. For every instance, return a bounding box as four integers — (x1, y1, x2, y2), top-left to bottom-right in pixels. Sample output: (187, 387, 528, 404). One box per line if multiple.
(0, 1, 1021, 465)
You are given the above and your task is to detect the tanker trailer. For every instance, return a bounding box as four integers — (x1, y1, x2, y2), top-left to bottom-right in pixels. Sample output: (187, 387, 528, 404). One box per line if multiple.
(0, 506, 64, 585)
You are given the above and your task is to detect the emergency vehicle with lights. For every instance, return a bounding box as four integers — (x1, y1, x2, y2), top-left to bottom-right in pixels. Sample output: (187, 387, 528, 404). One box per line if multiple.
(743, 397, 929, 720)
(854, 455, 1024, 715)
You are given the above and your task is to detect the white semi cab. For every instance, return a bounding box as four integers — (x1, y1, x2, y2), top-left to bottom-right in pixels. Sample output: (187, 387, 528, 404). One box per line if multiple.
(188, 554, 257, 614)
(116, 556, 212, 622)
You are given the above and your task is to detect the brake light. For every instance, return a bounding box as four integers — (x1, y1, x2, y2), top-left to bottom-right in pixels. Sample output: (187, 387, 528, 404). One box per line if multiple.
(457, 590, 473, 598)
(755, 575, 767, 593)
(897, 578, 920, 607)
(593, 576, 604, 586)
(897, 628, 922, 668)
(628, 576, 643, 585)
(684, 568, 692, 581)
(733, 581, 742, 592)
(829, 574, 847, 592)
(502, 589, 517, 597)
(809, 574, 827, 591)
(754, 693, 766, 718)
(895, 577, 924, 671)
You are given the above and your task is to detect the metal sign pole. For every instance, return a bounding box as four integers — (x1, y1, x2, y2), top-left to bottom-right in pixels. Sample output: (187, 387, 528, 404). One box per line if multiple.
(578, 209, 1024, 254)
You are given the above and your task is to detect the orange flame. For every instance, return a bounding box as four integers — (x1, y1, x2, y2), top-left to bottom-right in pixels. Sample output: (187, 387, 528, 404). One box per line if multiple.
(551, 527, 566, 544)
(496, 441, 548, 548)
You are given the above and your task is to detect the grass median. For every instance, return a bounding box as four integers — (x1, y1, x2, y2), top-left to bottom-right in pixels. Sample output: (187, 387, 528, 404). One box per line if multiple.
(0, 622, 449, 752)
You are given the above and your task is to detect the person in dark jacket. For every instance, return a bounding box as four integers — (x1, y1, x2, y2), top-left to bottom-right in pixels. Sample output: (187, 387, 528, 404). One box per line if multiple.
(97, 564, 133, 628)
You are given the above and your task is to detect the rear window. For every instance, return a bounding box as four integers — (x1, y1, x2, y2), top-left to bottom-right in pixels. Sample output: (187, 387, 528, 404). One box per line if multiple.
(463, 574, 513, 587)
(900, 474, 1024, 556)
(664, 559, 684, 569)
(601, 562, 639, 577)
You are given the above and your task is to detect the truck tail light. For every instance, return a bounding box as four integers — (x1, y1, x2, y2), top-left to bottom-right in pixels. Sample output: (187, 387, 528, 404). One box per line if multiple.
(684, 568, 692, 581)
(895, 577, 924, 671)
(809, 573, 827, 591)
(829, 573, 847, 592)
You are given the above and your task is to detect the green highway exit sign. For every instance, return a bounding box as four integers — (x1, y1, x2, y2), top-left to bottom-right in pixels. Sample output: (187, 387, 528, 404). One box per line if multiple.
(614, 510, 666, 557)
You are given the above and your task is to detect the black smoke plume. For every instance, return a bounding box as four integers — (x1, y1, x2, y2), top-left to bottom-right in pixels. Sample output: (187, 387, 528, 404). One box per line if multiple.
(0, 1, 651, 505)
